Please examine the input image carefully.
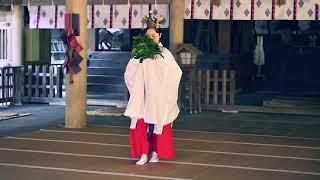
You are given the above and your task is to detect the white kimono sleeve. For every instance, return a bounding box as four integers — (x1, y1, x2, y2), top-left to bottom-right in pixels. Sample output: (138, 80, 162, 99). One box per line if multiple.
(123, 58, 145, 124)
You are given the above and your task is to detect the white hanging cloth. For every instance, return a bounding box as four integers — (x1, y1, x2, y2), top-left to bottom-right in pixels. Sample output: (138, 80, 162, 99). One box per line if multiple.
(312, 0, 320, 5)
(253, 36, 265, 66)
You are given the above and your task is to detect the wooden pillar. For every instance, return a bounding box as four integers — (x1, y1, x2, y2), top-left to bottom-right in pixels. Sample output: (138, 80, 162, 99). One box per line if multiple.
(169, 0, 184, 51)
(11, 5, 24, 66)
(65, 0, 88, 128)
(218, 21, 231, 54)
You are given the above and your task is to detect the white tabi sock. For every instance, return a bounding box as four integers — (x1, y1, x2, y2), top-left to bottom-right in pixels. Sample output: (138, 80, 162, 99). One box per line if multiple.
(136, 154, 148, 165)
(149, 152, 159, 163)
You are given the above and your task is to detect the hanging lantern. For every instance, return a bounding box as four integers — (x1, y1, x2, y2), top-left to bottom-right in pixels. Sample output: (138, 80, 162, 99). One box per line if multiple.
(277, 0, 287, 6)
(212, 0, 221, 7)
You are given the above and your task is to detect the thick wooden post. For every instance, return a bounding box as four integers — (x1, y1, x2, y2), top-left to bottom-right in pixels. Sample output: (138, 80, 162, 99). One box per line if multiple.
(65, 0, 88, 128)
(169, 0, 184, 51)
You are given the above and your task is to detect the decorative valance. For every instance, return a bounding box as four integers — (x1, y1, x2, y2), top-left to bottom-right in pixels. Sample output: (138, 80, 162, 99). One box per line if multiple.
(184, 0, 319, 20)
(27, 0, 169, 29)
(0, 0, 169, 6)
(3, 0, 320, 29)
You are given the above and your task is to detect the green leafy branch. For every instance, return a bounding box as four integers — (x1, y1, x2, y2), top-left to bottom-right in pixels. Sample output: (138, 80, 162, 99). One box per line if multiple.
(132, 35, 163, 63)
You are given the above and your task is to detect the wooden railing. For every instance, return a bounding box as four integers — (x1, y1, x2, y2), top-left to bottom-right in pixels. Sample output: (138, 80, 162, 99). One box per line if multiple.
(0, 66, 23, 106)
(180, 68, 236, 113)
(201, 69, 236, 106)
(22, 64, 64, 103)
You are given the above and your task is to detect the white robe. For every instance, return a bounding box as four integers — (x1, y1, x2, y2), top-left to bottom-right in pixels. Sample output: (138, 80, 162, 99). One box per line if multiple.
(124, 44, 182, 134)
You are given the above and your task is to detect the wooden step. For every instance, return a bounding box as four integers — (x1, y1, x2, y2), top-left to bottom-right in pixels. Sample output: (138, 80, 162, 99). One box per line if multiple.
(204, 105, 320, 116)
(263, 100, 320, 109)
(87, 93, 127, 101)
(88, 51, 131, 60)
(87, 99, 127, 107)
(88, 67, 124, 76)
(50, 99, 128, 107)
(89, 59, 128, 68)
(87, 51, 129, 103)
(87, 75, 124, 84)
(87, 83, 127, 94)
(272, 96, 320, 102)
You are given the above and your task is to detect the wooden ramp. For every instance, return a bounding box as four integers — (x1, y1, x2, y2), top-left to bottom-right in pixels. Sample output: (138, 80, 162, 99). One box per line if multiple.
(0, 125, 319, 180)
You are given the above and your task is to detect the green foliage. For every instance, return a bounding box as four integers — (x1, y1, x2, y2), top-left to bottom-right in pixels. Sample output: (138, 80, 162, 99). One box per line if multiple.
(132, 35, 163, 63)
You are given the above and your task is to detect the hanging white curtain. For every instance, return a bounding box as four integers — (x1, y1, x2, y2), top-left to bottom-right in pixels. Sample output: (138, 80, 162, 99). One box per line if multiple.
(253, 0, 273, 20)
(232, 0, 252, 20)
(296, 0, 317, 20)
(193, 0, 211, 20)
(212, 0, 231, 20)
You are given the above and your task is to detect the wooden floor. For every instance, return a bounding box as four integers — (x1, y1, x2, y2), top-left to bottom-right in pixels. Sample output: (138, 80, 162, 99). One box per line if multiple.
(0, 125, 319, 180)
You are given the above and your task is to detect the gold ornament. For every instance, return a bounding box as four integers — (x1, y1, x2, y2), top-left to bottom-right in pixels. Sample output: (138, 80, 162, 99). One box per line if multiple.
(212, 0, 221, 7)
(142, 15, 166, 29)
(277, 0, 287, 6)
